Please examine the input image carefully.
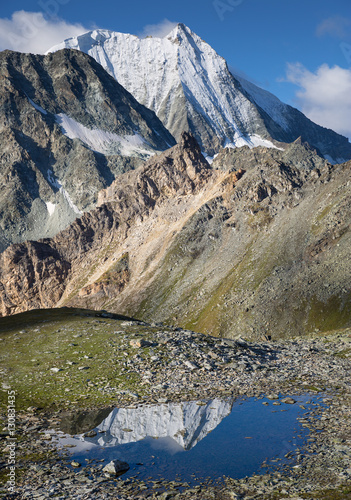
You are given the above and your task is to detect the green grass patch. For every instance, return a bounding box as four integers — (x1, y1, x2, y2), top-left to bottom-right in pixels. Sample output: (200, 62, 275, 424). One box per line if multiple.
(311, 204, 334, 236)
(300, 485, 351, 499)
(183, 236, 285, 336)
(333, 348, 351, 359)
(96, 252, 129, 285)
(306, 293, 351, 333)
(0, 308, 154, 413)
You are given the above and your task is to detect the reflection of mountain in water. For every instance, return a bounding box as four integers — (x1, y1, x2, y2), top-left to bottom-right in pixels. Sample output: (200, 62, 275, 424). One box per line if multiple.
(83, 399, 234, 450)
(60, 407, 113, 435)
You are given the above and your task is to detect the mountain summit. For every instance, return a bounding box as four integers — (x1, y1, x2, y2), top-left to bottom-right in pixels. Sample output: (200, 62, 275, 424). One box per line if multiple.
(48, 23, 351, 161)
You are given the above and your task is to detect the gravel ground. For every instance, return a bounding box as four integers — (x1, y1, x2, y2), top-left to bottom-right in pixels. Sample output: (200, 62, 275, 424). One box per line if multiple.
(1, 323, 350, 499)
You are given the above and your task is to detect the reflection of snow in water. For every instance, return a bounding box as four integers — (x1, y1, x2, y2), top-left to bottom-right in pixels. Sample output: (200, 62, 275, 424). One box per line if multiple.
(84, 399, 234, 450)
(48, 395, 324, 485)
(48, 399, 234, 458)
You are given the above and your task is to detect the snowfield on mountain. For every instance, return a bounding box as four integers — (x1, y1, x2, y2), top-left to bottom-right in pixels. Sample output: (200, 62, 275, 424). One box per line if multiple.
(49, 23, 351, 162)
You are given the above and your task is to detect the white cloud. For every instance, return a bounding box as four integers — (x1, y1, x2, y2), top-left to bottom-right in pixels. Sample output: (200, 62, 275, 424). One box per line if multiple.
(139, 19, 179, 39)
(286, 62, 351, 140)
(0, 11, 88, 54)
(316, 16, 351, 40)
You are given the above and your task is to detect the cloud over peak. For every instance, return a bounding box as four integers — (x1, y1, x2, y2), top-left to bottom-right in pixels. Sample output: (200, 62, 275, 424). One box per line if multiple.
(0, 11, 88, 54)
(138, 19, 179, 39)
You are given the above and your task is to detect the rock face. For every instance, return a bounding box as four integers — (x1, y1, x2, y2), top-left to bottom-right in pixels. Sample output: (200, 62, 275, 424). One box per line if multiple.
(0, 133, 351, 339)
(0, 49, 175, 252)
(0, 132, 214, 316)
(48, 24, 351, 161)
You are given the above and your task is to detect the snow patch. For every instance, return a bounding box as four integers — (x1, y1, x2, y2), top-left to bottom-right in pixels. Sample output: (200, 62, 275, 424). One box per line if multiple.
(203, 153, 214, 164)
(27, 96, 47, 115)
(47, 169, 60, 189)
(47, 169, 82, 215)
(61, 188, 82, 215)
(55, 113, 154, 157)
(46, 202, 56, 216)
(224, 134, 284, 151)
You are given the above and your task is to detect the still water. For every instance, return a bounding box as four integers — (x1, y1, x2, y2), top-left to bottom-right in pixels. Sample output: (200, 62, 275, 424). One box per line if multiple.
(54, 394, 324, 484)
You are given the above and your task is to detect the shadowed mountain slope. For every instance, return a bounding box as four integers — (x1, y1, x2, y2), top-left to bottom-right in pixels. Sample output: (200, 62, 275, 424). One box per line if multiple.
(0, 49, 175, 251)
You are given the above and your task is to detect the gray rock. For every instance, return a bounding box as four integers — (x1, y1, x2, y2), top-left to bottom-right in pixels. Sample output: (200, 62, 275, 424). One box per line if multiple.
(83, 430, 97, 438)
(183, 360, 198, 370)
(282, 397, 297, 405)
(0, 49, 174, 253)
(103, 460, 130, 476)
(267, 394, 280, 400)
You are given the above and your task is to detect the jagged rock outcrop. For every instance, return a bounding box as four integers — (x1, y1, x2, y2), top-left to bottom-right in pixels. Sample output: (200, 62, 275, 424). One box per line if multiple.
(0, 49, 175, 252)
(0, 133, 218, 316)
(0, 133, 351, 339)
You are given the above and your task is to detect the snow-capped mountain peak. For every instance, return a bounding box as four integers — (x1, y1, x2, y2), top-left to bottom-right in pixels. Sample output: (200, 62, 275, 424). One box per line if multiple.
(48, 24, 351, 161)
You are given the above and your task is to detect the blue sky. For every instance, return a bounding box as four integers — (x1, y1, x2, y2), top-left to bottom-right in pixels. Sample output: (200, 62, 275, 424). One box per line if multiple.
(1, 0, 350, 138)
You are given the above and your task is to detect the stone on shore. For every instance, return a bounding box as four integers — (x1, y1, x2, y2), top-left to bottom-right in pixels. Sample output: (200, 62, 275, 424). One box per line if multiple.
(103, 459, 130, 476)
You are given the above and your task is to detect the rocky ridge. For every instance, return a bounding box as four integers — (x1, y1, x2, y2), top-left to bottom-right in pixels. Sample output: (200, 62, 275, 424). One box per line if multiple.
(0, 49, 174, 251)
(0, 132, 222, 316)
(0, 134, 351, 340)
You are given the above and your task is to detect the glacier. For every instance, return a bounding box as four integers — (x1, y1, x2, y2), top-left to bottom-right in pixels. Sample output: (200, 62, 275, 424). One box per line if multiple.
(56, 113, 155, 157)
